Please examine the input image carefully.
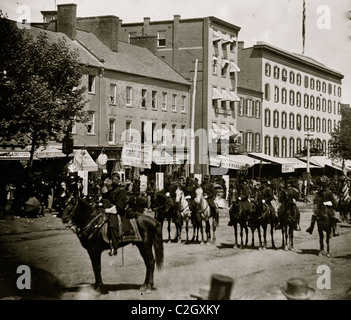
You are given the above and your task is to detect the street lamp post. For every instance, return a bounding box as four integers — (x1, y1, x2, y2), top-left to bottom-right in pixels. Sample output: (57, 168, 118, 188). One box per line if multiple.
(305, 129, 313, 197)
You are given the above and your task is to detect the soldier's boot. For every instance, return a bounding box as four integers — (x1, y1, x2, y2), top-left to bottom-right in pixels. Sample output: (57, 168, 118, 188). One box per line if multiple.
(306, 215, 317, 235)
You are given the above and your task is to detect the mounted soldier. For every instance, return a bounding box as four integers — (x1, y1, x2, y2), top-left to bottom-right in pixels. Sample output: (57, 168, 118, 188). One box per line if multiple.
(237, 176, 253, 225)
(201, 175, 217, 219)
(285, 179, 301, 231)
(107, 172, 127, 256)
(306, 176, 339, 237)
(184, 176, 196, 214)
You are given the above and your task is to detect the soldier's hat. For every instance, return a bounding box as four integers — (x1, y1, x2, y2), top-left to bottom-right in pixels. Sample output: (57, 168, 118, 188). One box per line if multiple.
(204, 175, 210, 180)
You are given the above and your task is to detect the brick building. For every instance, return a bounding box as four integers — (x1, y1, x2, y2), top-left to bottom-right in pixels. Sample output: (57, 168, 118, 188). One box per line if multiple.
(119, 16, 242, 175)
(238, 41, 344, 160)
(34, 4, 191, 180)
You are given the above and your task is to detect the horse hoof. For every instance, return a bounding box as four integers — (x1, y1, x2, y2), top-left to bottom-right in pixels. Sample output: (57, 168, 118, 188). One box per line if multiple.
(233, 244, 237, 249)
(263, 246, 267, 250)
(284, 246, 288, 251)
(258, 246, 262, 251)
(289, 247, 294, 251)
(206, 242, 211, 246)
(326, 253, 331, 258)
(140, 284, 152, 293)
(318, 251, 325, 257)
(200, 241, 204, 245)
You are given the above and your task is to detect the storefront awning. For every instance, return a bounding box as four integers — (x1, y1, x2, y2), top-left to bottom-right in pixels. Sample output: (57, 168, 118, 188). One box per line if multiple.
(211, 154, 268, 170)
(285, 157, 319, 169)
(248, 152, 295, 173)
(69, 149, 98, 172)
(0, 150, 31, 160)
(299, 156, 344, 171)
(35, 145, 68, 158)
(212, 87, 222, 100)
(229, 61, 240, 73)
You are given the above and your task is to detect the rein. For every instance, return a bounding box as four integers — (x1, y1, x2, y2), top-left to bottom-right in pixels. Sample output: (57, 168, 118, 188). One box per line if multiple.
(66, 198, 107, 239)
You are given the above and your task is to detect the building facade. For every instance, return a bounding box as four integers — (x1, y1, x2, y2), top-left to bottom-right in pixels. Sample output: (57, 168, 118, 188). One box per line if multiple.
(238, 41, 344, 158)
(35, 4, 191, 179)
(237, 87, 263, 154)
(119, 16, 242, 175)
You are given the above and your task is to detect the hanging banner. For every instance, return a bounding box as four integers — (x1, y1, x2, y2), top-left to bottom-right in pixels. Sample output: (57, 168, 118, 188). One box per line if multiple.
(121, 142, 152, 169)
(140, 174, 148, 194)
(281, 163, 295, 173)
(155, 172, 164, 192)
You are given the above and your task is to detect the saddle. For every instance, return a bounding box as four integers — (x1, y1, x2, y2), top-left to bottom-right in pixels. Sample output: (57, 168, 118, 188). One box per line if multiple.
(103, 214, 142, 244)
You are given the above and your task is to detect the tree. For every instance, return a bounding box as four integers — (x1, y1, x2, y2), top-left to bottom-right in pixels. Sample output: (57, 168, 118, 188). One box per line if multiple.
(0, 12, 88, 175)
(329, 105, 351, 169)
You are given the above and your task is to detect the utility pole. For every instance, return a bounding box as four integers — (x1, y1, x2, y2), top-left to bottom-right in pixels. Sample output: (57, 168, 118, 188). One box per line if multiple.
(305, 129, 313, 197)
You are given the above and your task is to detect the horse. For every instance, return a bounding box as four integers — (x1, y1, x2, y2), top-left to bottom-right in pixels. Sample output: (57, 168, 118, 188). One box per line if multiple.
(175, 187, 193, 243)
(228, 186, 249, 249)
(61, 196, 164, 294)
(150, 191, 181, 242)
(194, 186, 214, 245)
(313, 191, 335, 257)
(278, 189, 298, 251)
(251, 192, 278, 250)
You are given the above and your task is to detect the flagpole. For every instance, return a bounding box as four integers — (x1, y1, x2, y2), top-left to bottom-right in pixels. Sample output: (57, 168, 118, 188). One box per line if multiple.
(302, 0, 306, 55)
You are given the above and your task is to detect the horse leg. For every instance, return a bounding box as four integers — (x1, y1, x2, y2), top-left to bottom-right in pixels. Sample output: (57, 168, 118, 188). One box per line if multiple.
(137, 243, 155, 293)
(185, 220, 190, 244)
(233, 224, 238, 248)
(326, 230, 331, 257)
(87, 247, 106, 294)
(289, 225, 294, 251)
(262, 223, 267, 249)
(240, 225, 244, 249)
(318, 226, 325, 256)
(250, 226, 255, 248)
(257, 225, 263, 250)
(212, 217, 216, 244)
(270, 223, 276, 249)
(206, 221, 211, 245)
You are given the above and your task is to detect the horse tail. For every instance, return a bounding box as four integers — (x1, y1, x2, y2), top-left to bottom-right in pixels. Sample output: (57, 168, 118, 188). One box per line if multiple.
(154, 221, 164, 270)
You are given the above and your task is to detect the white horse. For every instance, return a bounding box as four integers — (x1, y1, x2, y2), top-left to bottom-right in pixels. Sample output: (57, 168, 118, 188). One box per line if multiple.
(195, 186, 217, 245)
(175, 187, 193, 243)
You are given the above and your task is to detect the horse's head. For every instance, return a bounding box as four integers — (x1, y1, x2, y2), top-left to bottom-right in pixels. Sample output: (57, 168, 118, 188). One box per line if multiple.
(175, 187, 183, 203)
(194, 187, 204, 204)
(61, 195, 78, 225)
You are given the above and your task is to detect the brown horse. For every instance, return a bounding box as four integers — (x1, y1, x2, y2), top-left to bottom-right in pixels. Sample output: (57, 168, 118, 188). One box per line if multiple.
(61, 197, 164, 294)
(313, 192, 334, 257)
(228, 186, 249, 249)
(278, 189, 298, 251)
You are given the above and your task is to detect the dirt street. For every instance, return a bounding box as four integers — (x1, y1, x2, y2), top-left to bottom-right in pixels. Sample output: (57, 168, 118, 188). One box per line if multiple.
(0, 197, 351, 301)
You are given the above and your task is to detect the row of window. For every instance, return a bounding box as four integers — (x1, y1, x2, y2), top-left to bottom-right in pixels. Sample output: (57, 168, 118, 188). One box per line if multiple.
(88, 76, 188, 113)
(264, 63, 342, 97)
(264, 136, 331, 158)
(128, 31, 167, 47)
(264, 84, 341, 114)
(84, 114, 188, 146)
(212, 58, 237, 78)
(264, 109, 340, 133)
(238, 98, 261, 118)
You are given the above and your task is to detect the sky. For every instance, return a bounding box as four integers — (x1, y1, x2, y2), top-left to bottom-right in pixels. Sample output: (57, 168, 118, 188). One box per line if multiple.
(1, 0, 350, 103)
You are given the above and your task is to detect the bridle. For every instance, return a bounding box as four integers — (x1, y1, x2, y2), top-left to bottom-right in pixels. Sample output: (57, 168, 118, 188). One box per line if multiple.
(63, 196, 106, 239)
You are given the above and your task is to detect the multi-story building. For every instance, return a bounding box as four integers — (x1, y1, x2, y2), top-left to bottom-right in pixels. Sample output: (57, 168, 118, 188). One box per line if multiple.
(237, 87, 263, 154)
(119, 16, 242, 175)
(238, 41, 344, 159)
(34, 4, 191, 180)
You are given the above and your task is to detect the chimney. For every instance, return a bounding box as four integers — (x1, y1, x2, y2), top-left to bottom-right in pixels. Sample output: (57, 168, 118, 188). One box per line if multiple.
(143, 17, 150, 35)
(96, 16, 119, 52)
(172, 15, 181, 70)
(130, 36, 157, 55)
(238, 41, 245, 51)
(57, 3, 77, 39)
